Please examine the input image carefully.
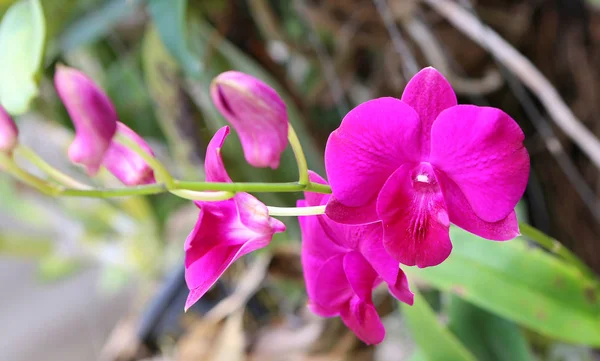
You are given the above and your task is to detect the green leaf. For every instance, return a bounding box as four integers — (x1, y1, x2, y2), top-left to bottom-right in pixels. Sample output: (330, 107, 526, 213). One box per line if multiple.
(0, 0, 45, 114)
(141, 23, 205, 179)
(37, 255, 82, 282)
(57, 0, 142, 52)
(448, 296, 533, 361)
(407, 227, 600, 346)
(148, 0, 202, 77)
(401, 290, 477, 361)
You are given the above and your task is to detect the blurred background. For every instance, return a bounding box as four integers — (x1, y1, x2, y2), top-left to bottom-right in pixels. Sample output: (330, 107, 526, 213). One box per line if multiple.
(1, 0, 600, 360)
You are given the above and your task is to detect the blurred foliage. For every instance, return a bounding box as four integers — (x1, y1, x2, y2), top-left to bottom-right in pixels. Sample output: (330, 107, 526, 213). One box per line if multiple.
(0, 1, 599, 361)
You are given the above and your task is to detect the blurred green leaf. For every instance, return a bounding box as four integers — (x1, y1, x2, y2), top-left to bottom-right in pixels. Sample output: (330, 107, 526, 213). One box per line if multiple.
(0, 0, 45, 114)
(401, 290, 477, 361)
(142, 23, 205, 179)
(0, 232, 52, 257)
(57, 0, 142, 53)
(148, 0, 202, 77)
(37, 255, 82, 282)
(448, 296, 533, 361)
(406, 350, 428, 361)
(407, 227, 600, 346)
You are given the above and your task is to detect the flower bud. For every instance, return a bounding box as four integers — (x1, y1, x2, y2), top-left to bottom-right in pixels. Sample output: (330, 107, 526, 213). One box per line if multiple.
(102, 122, 155, 186)
(0, 105, 18, 153)
(210, 71, 288, 169)
(54, 65, 117, 175)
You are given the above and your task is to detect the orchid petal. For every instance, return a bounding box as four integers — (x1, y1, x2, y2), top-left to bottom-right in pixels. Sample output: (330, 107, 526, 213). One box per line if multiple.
(102, 122, 155, 185)
(340, 296, 385, 345)
(205, 126, 233, 183)
(211, 71, 289, 169)
(312, 254, 354, 311)
(377, 164, 452, 268)
(436, 170, 520, 240)
(55, 65, 117, 175)
(324, 97, 421, 214)
(325, 196, 379, 225)
(185, 238, 269, 311)
(358, 231, 414, 305)
(430, 105, 529, 222)
(400, 67, 457, 156)
(343, 251, 379, 302)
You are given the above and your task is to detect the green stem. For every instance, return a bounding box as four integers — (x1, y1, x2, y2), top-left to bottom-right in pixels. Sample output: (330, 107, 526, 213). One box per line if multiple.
(61, 184, 166, 197)
(267, 205, 326, 216)
(0, 153, 58, 196)
(170, 189, 234, 201)
(115, 133, 175, 189)
(15, 146, 91, 189)
(287, 125, 309, 185)
(519, 222, 597, 280)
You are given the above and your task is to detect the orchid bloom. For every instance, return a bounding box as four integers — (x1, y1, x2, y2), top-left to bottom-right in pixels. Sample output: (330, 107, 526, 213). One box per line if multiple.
(300, 171, 413, 345)
(0, 105, 17, 153)
(324, 67, 530, 268)
(210, 71, 289, 169)
(101, 122, 155, 186)
(184, 126, 286, 310)
(54, 65, 118, 175)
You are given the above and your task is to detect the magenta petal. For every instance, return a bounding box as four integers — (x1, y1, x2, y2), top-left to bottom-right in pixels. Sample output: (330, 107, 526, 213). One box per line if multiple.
(184, 193, 285, 311)
(436, 170, 520, 240)
(340, 296, 385, 345)
(430, 105, 530, 223)
(343, 251, 379, 302)
(401, 67, 457, 156)
(55, 65, 118, 175)
(325, 196, 379, 225)
(324, 97, 421, 209)
(205, 126, 233, 183)
(312, 254, 354, 311)
(211, 71, 289, 169)
(185, 239, 269, 311)
(102, 122, 155, 185)
(0, 105, 18, 152)
(358, 230, 414, 305)
(377, 164, 452, 268)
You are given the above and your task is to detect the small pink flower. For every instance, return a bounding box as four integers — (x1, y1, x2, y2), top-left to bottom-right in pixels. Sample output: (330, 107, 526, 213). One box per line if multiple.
(54, 65, 118, 175)
(210, 71, 289, 169)
(300, 171, 413, 345)
(0, 105, 18, 153)
(184, 126, 286, 311)
(325, 67, 530, 268)
(102, 122, 155, 186)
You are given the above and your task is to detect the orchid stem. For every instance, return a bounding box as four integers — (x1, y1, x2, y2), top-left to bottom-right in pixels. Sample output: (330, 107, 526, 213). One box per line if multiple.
(15, 146, 92, 189)
(287, 125, 310, 185)
(266, 205, 326, 216)
(115, 133, 175, 189)
(519, 222, 597, 280)
(170, 189, 234, 201)
(0, 153, 58, 196)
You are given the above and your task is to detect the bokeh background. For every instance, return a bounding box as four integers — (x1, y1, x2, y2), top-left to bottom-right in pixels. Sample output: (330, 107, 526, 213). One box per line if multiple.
(1, 0, 600, 360)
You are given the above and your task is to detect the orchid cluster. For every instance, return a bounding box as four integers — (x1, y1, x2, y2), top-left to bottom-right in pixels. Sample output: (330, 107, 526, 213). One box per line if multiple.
(0, 66, 530, 345)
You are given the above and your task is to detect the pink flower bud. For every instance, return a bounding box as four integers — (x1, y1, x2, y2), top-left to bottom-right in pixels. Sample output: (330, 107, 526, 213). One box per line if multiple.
(102, 122, 155, 186)
(210, 71, 289, 169)
(0, 105, 18, 153)
(54, 65, 117, 175)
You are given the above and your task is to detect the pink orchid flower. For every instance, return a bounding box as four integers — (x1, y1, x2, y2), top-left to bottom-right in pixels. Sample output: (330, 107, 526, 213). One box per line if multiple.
(184, 126, 286, 311)
(0, 105, 17, 153)
(102, 122, 155, 186)
(300, 171, 413, 345)
(54, 65, 117, 175)
(211, 71, 289, 169)
(324, 67, 530, 268)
